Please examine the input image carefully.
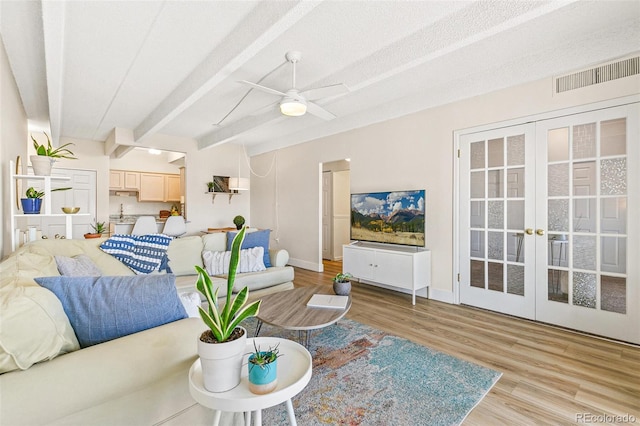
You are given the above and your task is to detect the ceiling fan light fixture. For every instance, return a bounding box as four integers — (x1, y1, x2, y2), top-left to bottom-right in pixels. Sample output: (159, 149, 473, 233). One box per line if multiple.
(280, 98, 307, 116)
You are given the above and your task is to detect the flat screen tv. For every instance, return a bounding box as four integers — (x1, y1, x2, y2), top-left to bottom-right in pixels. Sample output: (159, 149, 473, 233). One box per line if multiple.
(350, 190, 425, 247)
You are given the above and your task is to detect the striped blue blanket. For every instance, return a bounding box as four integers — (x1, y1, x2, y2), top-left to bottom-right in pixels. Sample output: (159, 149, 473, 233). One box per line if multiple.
(100, 234, 172, 275)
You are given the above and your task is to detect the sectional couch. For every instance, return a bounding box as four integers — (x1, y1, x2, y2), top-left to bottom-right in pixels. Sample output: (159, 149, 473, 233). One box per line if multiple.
(0, 230, 293, 425)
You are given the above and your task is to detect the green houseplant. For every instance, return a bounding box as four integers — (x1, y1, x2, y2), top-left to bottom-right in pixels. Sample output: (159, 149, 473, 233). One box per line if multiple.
(30, 132, 77, 176)
(195, 226, 262, 392)
(207, 181, 215, 192)
(247, 341, 281, 394)
(84, 220, 107, 239)
(233, 215, 245, 230)
(21, 187, 44, 214)
(333, 272, 353, 296)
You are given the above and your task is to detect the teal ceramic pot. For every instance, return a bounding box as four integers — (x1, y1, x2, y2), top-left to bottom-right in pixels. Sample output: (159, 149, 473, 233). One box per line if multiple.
(248, 354, 277, 394)
(21, 198, 42, 214)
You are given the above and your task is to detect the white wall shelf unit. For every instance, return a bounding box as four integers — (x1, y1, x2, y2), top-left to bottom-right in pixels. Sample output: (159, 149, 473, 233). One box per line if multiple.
(343, 242, 431, 305)
(9, 160, 89, 251)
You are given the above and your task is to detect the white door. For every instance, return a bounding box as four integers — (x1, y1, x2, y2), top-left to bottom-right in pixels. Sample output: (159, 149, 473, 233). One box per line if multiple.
(459, 124, 536, 319)
(534, 104, 639, 344)
(459, 103, 639, 343)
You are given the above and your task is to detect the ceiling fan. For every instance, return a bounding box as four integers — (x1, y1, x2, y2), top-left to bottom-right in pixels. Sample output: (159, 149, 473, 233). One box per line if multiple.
(238, 51, 349, 120)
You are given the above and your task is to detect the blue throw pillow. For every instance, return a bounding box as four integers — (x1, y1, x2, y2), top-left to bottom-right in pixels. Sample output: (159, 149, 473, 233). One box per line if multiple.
(226, 229, 271, 268)
(35, 274, 187, 348)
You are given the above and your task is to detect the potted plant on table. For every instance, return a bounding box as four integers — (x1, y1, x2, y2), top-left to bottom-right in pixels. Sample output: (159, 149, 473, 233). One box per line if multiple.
(247, 341, 281, 394)
(233, 215, 245, 230)
(84, 220, 107, 239)
(30, 132, 77, 176)
(333, 272, 353, 296)
(195, 226, 262, 392)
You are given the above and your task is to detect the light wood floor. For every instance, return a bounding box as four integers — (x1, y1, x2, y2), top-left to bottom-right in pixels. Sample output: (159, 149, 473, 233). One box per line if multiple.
(293, 260, 640, 425)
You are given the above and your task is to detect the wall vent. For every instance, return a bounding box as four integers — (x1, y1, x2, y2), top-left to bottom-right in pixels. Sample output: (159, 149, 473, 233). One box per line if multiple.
(555, 56, 639, 93)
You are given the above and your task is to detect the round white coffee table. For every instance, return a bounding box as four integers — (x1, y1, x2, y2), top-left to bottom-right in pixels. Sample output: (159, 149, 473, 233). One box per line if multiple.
(189, 337, 312, 426)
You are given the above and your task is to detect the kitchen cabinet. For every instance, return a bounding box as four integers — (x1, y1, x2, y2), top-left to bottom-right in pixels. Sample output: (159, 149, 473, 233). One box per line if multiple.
(165, 174, 181, 202)
(138, 172, 181, 202)
(109, 170, 140, 190)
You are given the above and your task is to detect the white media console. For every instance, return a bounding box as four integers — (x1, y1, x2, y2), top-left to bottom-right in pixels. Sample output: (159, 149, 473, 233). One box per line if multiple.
(342, 242, 431, 305)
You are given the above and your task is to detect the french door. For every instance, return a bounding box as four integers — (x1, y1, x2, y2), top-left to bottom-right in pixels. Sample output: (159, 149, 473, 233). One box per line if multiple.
(459, 103, 639, 344)
(459, 124, 537, 319)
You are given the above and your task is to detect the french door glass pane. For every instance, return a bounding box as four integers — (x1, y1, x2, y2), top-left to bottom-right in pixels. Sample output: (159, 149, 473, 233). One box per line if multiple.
(488, 201, 503, 229)
(573, 272, 597, 308)
(600, 118, 626, 156)
(507, 264, 524, 295)
(572, 123, 596, 159)
(470, 260, 484, 288)
(548, 164, 569, 196)
(548, 127, 569, 162)
(470, 141, 485, 169)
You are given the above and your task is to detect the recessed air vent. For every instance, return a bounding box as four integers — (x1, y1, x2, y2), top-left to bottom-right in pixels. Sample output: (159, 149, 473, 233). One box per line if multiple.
(555, 56, 639, 93)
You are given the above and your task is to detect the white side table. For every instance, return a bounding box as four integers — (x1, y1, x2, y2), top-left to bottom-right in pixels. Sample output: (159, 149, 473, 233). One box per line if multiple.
(189, 337, 312, 426)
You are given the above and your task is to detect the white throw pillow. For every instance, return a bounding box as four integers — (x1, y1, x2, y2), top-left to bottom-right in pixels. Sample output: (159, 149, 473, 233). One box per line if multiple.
(179, 291, 202, 318)
(202, 246, 266, 276)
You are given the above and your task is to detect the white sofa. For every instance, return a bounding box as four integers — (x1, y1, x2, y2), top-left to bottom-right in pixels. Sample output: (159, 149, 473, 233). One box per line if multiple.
(0, 231, 294, 425)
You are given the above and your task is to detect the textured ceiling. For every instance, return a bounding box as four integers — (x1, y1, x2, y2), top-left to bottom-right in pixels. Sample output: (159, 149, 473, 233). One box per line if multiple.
(1, 1, 638, 156)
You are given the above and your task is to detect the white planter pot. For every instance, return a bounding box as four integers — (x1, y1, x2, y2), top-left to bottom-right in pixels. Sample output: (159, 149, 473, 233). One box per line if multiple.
(197, 327, 247, 392)
(30, 155, 55, 176)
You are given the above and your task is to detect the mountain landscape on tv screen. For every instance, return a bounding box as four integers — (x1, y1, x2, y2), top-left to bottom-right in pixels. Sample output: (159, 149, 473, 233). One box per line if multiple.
(350, 190, 425, 247)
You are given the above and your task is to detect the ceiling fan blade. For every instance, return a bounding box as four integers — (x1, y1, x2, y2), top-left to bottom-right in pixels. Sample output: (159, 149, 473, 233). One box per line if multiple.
(300, 83, 349, 101)
(237, 80, 287, 97)
(306, 101, 336, 120)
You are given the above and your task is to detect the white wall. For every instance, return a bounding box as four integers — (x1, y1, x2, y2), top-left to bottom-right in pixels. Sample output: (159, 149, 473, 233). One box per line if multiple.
(250, 72, 640, 300)
(0, 36, 28, 259)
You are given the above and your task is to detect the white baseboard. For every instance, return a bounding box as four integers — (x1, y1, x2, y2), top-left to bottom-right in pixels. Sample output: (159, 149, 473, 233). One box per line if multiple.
(288, 258, 323, 272)
(428, 287, 455, 304)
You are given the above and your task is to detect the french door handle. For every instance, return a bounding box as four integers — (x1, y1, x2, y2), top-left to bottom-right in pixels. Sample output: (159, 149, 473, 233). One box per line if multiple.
(525, 228, 533, 235)
(536, 229, 545, 236)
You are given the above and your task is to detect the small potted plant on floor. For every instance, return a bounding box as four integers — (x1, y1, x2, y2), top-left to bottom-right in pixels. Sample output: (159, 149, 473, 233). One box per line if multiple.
(333, 272, 353, 296)
(84, 220, 107, 239)
(233, 215, 245, 230)
(195, 226, 262, 392)
(247, 341, 281, 394)
(30, 132, 77, 176)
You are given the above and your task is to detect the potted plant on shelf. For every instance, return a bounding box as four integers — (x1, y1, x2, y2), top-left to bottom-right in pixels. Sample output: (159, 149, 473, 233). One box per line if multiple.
(233, 215, 245, 230)
(20, 186, 71, 214)
(195, 226, 262, 392)
(30, 132, 77, 176)
(20, 187, 44, 214)
(333, 272, 353, 296)
(84, 220, 107, 239)
(207, 181, 215, 192)
(247, 341, 281, 395)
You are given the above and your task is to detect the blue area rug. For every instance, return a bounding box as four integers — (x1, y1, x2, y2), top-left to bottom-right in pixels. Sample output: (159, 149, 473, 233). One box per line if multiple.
(244, 318, 501, 425)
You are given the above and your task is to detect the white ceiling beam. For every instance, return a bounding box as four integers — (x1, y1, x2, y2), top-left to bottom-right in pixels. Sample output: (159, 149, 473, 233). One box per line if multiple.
(41, 0, 66, 144)
(133, 1, 321, 143)
(0, 1, 50, 129)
